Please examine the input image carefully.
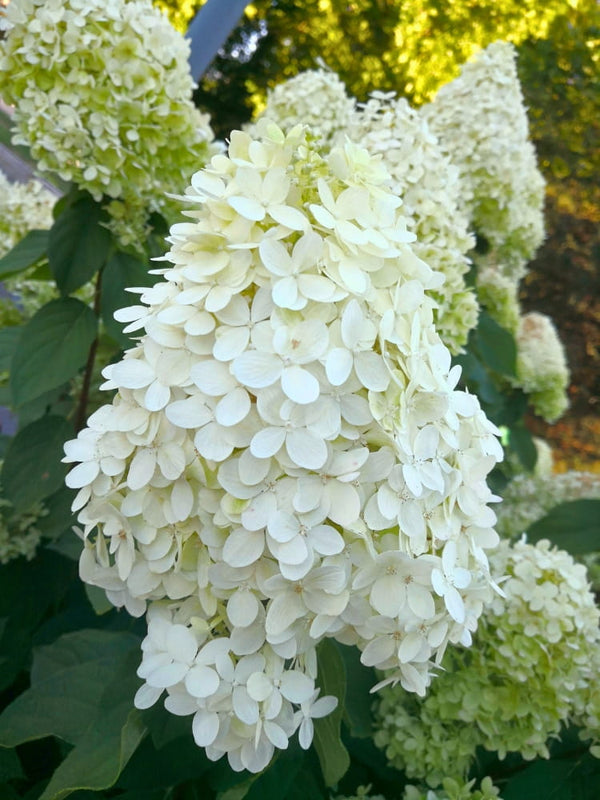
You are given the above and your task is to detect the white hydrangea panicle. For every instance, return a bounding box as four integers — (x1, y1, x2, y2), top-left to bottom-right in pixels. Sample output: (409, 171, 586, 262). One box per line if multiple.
(373, 538, 600, 786)
(0, 0, 220, 246)
(422, 41, 545, 274)
(64, 121, 503, 770)
(514, 311, 569, 422)
(343, 92, 478, 354)
(248, 67, 356, 146)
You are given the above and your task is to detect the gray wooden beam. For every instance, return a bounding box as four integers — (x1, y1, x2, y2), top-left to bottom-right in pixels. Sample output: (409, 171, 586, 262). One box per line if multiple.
(187, 0, 251, 82)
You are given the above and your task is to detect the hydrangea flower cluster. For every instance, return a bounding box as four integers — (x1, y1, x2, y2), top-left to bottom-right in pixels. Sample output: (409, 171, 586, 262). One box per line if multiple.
(342, 93, 478, 354)
(373, 538, 600, 786)
(0, 0, 219, 246)
(514, 311, 569, 422)
(336, 777, 502, 800)
(250, 68, 356, 146)
(403, 778, 502, 800)
(495, 470, 600, 540)
(0, 172, 56, 259)
(64, 122, 503, 773)
(422, 41, 545, 275)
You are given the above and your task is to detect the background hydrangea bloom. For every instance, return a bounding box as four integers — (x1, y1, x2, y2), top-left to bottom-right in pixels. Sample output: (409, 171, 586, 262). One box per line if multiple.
(373, 538, 600, 786)
(343, 92, 478, 353)
(422, 41, 545, 276)
(0, 172, 55, 259)
(64, 121, 503, 772)
(0, 0, 219, 245)
(249, 67, 356, 145)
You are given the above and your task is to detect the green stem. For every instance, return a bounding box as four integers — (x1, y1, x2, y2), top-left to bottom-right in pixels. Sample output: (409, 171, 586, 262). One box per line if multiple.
(74, 268, 103, 432)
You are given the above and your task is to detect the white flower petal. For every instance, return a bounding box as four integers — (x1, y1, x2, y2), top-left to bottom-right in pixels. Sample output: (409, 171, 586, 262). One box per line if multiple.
(281, 365, 319, 405)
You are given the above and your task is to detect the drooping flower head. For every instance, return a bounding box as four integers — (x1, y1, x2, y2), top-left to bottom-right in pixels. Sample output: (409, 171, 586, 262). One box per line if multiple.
(249, 67, 356, 146)
(374, 538, 600, 786)
(422, 41, 545, 276)
(343, 92, 478, 353)
(64, 121, 502, 772)
(0, 0, 219, 245)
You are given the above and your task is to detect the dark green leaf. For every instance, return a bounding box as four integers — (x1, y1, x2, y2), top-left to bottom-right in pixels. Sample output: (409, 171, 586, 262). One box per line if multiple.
(10, 298, 97, 406)
(1, 415, 73, 510)
(35, 486, 77, 541)
(313, 639, 350, 787)
(0, 748, 24, 782)
(40, 707, 146, 800)
(48, 194, 111, 295)
(0, 629, 145, 800)
(118, 733, 210, 791)
(502, 751, 600, 800)
(0, 230, 49, 279)
(101, 251, 157, 347)
(0, 326, 22, 373)
(508, 423, 538, 472)
(475, 311, 517, 378)
(527, 499, 600, 554)
(245, 746, 305, 800)
(0, 550, 75, 691)
(337, 644, 375, 738)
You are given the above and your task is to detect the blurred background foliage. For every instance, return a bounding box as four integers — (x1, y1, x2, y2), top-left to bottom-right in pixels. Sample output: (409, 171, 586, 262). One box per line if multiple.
(156, 0, 599, 472)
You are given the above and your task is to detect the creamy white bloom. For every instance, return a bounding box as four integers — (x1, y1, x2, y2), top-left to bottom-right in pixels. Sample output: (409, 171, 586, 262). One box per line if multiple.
(65, 121, 503, 770)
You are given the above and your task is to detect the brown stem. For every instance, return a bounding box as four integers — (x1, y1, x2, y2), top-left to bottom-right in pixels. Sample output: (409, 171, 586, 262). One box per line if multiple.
(74, 268, 103, 432)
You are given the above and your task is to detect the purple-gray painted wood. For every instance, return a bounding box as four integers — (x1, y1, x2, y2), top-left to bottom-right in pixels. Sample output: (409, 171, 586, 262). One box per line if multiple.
(186, 0, 250, 81)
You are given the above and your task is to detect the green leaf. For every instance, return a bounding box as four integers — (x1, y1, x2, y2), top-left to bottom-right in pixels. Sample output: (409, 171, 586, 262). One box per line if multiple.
(35, 485, 76, 541)
(0, 748, 24, 782)
(117, 732, 210, 792)
(101, 251, 157, 347)
(313, 639, 350, 787)
(48, 194, 111, 295)
(10, 298, 97, 407)
(1, 415, 73, 510)
(0, 229, 49, 279)
(475, 311, 517, 378)
(0, 629, 145, 800)
(84, 585, 114, 616)
(508, 422, 537, 472)
(337, 644, 375, 738)
(0, 326, 23, 373)
(502, 751, 600, 799)
(526, 499, 600, 554)
(40, 707, 146, 800)
(246, 747, 305, 800)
